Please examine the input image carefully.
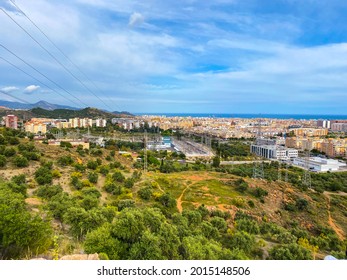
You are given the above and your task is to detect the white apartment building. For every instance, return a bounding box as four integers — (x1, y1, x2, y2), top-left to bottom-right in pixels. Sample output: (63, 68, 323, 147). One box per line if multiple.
(95, 118, 107, 127)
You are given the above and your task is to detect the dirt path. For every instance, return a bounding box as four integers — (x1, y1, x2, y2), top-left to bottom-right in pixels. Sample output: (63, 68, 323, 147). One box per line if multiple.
(323, 191, 346, 240)
(97, 176, 107, 203)
(177, 185, 190, 213)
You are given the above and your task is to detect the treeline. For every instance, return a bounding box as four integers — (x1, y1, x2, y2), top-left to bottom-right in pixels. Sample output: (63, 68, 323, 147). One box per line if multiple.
(216, 142, 252, 160)
(83, 205, 346, 260)
(216, 162, 347, 193)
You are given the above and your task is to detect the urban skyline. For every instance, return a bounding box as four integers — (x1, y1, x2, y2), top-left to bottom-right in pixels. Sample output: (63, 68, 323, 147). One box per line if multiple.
(1, 0, 347, 114)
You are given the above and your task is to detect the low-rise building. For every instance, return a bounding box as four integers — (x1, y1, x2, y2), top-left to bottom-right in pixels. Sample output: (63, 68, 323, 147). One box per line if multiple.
(251, 144, 298, 160)
(25, 121, 47, 134)
(290, 128, 328, 137)
(293, 157, 346, 172)
(48, 139, 90, 149)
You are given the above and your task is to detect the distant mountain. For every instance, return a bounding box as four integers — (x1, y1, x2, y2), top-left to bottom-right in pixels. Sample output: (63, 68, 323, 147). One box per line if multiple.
(112, 110, 133, 116)
(0, 99, 133, 119)
(29, 107, 121, 119)
(0, 100, 80, 110)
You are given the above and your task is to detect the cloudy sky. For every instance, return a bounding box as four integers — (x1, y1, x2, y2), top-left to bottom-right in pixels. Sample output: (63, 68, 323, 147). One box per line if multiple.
(1, 0, 347, 114)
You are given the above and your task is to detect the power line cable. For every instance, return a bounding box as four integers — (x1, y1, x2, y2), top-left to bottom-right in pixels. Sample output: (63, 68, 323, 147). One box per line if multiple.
(0, 7, 113, 111)
(0, 43, 89, 107)
(0, 89, 31, 104)
(9, 0, 121, 112)
(0, 56, 82, 108)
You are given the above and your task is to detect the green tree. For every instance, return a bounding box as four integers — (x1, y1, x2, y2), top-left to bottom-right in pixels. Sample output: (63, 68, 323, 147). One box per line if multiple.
(0, 184, 52, 259)
(47, 192, 74, 221)
(87, 160, 99, 170)
(0, 155, 7, 167)
(227, 231, 256, 254)
(112, 171, 125, 183)
(63, 207, 107, 239)
(84, 224, 123, 260)
(296, 198, 309, 211)
(13, 156, 29, 168)
(4, 147, 16, 157)
(11, 174, 26, 185)
(117, 199, 135, 211)
(269, 243, 312, 260)
(36, 185, 63, 199)
(235, 178, 249, 193)
(235, 218, 260, 234)
(57, 155, 74, 166)
(88, 172, 98, 184)
(212, 156, 221, 168)
(138, 186, 152, 200)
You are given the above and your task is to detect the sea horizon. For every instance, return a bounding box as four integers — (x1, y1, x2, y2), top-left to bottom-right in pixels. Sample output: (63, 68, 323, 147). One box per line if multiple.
(134, 113, 347, 120)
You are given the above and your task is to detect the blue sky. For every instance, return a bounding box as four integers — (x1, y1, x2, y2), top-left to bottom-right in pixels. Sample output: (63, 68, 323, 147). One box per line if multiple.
(1, 0, 347, 114)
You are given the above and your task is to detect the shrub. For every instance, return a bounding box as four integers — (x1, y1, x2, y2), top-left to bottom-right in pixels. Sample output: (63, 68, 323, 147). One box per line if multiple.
(269, 243, 312, 260)
(0, 155, 7, 167)
(104, 182, 121, 195)
(235, 218, 260, 234)
(57, 155, 74, 166)
(8, 136, 19, 145)
(247, 200, 255, 208)
(138, 187, 152, 200)
(35, 167, 53, 185)
(74, 163, 86, 172)
(112, 171, 125, 183)
(60, 141, 72, 148)
(87, 160, 99, 170)
(4, 147, 16, 157)
(11, 174, 26, 185)
(117, 199, 135, 211)
(90, 149, 103, 156)
(284, 202, 296, 212)
(235, 178, 249, 193)
(124, 178, 135, 188)
(51, 170, 62, 178)
(36, 185, 63, 199)
(98, 165, 109, 176)
(252, 187, 268, 198)
(88, 172, 98, 184)
(13, 156, 29, 168)
(296, 198, 309, 211)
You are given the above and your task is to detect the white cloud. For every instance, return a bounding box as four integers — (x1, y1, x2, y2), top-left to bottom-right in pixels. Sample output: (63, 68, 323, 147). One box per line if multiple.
(0, 0, 23, 14)
(0, 86, 18, 92)
(24, 85, 40, 93)
(128, 12, 145, 27)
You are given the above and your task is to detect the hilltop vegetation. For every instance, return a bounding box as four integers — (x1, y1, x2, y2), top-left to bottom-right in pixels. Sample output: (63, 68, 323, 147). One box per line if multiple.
(0, 106, 132, 119)
(0, 127, 346, 260)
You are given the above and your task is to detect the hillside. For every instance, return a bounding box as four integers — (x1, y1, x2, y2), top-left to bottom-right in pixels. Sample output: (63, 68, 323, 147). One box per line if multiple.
(0, 107, 133, 120)
(0, 128, 346, 260)
(30, 107, 116, 119)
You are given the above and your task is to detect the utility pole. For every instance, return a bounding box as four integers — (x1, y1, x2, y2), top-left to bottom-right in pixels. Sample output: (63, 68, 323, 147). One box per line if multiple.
(285, 162, 289, 183)
(302, 149, 311, 189)
(144, 130, 148, 173)
(278, 160, 282, 181)
(253, 118, 264, 179)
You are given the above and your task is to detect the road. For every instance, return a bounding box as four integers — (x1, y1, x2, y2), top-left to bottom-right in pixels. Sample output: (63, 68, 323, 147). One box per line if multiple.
(220, 160, 271, 165)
